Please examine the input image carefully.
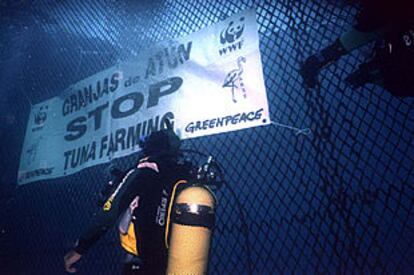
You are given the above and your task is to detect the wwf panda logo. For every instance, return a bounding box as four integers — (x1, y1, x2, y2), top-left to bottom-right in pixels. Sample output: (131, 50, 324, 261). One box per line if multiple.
(34, 105, 48, 125)
(220, 17, 245, 45)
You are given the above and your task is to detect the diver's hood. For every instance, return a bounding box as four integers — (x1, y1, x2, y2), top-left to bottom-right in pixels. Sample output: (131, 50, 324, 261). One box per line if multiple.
(140, 120, 181, 156)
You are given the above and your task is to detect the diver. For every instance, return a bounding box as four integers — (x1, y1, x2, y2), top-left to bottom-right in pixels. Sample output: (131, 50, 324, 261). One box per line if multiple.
(64, 121, 196, 274)
(300, 0, 414, 97)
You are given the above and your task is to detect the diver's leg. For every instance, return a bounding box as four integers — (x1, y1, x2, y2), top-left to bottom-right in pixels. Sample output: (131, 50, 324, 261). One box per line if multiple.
(300, 38, 347, 88)
(339, 28, 382, 52)
(300, 28, 383, 88)
(345, 60, 383, 89)
(348, 57, 414, 97)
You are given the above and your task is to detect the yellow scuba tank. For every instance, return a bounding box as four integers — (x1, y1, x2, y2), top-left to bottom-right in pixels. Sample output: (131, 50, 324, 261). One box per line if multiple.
(166, 184, 216, 275)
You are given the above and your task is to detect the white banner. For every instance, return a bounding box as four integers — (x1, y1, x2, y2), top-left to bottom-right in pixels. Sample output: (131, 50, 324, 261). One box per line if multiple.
(18, 8, 270, 185)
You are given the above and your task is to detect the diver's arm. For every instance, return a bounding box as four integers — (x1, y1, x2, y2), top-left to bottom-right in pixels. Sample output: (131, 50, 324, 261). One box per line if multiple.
(70, 166, 156, 253)
(73, 203, 121, 255)
(64, 216, 114, 273)
(64, 165, 157, 272)
(64, 168, 143, 273)
(73, 168, 142, 254)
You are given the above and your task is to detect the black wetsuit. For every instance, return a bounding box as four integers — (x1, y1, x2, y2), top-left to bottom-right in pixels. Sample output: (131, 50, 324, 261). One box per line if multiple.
(355, 1, 414, 97)
(74, 155, 191, 274)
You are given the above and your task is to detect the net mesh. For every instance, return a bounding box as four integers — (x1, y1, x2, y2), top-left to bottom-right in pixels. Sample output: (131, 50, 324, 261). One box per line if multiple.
(0, 0, 413, 274)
